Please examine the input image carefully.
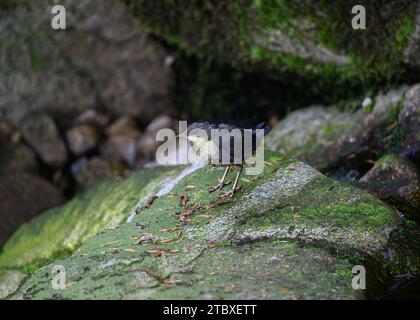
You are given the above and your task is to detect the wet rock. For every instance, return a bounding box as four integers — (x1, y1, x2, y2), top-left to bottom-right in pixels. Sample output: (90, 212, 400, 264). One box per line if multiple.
(65, 124, 100, 157)
(397, 84, 420, 167)
(0, 270, 25, 299)
(359, 154, 420, 222)
(71, 157, 126, 189)
(0, 1, 173, 124)
(0, 172, 64, 245)
(101, 116, 140, 166)
(20, 113, 68, 168)
(266, 87, 408, 172)
(3, 151, 419, 299)
(0, 143, 38, 174)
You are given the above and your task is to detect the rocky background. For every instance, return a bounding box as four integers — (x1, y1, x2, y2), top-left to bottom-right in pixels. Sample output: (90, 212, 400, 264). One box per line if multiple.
(0, 0, 419, 299)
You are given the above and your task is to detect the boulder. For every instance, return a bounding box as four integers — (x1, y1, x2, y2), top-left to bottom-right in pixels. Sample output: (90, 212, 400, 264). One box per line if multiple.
(127, 0, 419, 84)
(0, 0, 173, 124)
(0, 120, 16, 143)
(404, 3, 420, 68)
(137, 134, 159, 159)
(71, 157, 127, 190)
(397, 84, 420, 167)
(100, 116, 141, 166)
(0, 270, 25, 299)
(20, 113, 68, 168)
(65, 124, 100, 157)
(0, 166, 185, 268)
(266, 87, 407, 172)
(0, 172, 64, 246)
(105, 116, 138, 137)
(359, 154, 420, 222)
(100, 136, 138, 167)
(3, 152, 419, 299)
(138, 115, 178, 159)
(0, 143, 38, 174)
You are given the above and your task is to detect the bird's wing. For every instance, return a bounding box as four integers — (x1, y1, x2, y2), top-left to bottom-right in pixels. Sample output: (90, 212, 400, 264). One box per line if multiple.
(218, 123, 239, 131)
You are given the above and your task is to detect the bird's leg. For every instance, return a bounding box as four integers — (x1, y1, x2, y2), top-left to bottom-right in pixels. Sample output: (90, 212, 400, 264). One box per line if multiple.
(209, 165, 232, 193)
(222, 166, 243, 199)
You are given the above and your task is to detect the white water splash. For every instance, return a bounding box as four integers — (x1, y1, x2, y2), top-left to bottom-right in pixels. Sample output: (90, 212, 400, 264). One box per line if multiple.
(125, 163, 204, 223)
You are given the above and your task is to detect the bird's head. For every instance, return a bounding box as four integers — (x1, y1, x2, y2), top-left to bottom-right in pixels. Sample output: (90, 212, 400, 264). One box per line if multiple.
(179, 122, 213, 145)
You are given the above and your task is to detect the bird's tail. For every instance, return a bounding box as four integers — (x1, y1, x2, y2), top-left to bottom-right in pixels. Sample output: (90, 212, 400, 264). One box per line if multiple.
(255, 122, 272, 136)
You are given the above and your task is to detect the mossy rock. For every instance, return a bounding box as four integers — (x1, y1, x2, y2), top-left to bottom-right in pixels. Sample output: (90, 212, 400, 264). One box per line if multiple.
(6, 151, 420, 299)
(265, 87, 408, 172)
(0, 167, 184, 270)
(126, 0, 418, 85)
(0, 270, 25, 299)
(359, 154, 420, 222)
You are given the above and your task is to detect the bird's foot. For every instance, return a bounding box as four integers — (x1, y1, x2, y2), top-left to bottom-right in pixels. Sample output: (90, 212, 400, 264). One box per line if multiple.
(220, 186, 242, 199)
(209, 180, 231, 193)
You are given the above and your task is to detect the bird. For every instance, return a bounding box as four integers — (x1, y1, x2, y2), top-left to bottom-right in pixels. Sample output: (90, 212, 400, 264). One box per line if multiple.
(180, 122, 272, 198)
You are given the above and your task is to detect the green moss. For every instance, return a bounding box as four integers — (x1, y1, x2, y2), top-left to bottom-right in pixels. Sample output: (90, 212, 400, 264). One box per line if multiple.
(246, 0, 415, 82)
(13, 239, 363, 300)
(0, 167, 181, 269)
(363, 102, 374, 114)
(124, 0, 418, 125)
(6, 151, 418, 299)
(215, 241, 239, 248)
(375, 154, 398, 167)
(322, 123, 349, 137)
(126, 0, 416, 111)
(171, 51, 329, 125)
(385, 93, 405, 125)
(18, 249, 73, 275)
(406, 220, 418, 229)
(336, 267, 352, 278)
(386, 123, 409, 154)
(125, 0, 244, 60)
(237, 175, 398, 255)
(394, 6, 416, 59)
(387, 222, 420, 276)
(377, 92, 409, 155)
